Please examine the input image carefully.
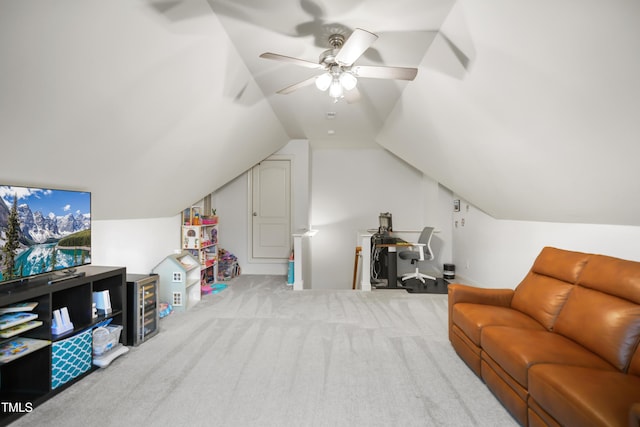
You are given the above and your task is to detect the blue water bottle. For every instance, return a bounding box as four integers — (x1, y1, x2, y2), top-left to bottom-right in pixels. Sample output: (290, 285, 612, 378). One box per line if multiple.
(287, 251, 294, 285)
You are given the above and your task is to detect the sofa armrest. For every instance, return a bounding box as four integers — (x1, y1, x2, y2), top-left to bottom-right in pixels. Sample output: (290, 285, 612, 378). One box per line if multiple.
(447, 283, 515, 340)
(630, 403, 640, 427)
(448, 283, 514, 306)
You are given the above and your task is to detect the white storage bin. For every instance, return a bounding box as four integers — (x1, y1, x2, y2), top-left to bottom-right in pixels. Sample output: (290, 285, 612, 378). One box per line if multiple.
(92, 325, 122, 356)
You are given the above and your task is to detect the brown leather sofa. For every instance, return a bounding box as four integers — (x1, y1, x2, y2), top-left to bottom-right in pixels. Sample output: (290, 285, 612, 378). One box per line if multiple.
(448, 247, 640, 427)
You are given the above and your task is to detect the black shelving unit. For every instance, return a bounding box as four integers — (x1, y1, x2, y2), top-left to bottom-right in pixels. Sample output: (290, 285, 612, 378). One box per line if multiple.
(0, 266, 126, 426)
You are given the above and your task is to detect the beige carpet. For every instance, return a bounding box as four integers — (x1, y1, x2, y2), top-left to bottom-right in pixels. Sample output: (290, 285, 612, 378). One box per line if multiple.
(12, 275, 517, 427)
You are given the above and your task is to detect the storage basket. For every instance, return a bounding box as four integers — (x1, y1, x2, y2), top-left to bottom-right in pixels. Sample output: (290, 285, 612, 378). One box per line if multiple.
(92, 325, 123, 356)
(52, 329, 92, 389)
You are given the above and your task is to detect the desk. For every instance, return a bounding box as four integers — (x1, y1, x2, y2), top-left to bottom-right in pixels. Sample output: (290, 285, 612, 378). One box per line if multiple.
(357, 228, 440, 292)
(356, 230, 411, 291)
(374, 241, 412, 289)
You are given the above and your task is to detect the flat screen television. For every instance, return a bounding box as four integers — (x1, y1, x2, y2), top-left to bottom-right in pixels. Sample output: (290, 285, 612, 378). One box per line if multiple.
(0, 185, 91, 285)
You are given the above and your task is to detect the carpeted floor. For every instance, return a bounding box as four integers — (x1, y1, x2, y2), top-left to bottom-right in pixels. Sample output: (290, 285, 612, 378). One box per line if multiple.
(12, 275, 517, 427)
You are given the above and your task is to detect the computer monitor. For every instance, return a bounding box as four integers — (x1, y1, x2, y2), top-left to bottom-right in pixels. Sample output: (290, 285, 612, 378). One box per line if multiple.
(378, 212, 392, 234)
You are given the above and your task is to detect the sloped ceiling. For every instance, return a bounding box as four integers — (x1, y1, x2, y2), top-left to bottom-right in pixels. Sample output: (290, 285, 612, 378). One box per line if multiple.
(0, 0, 288, 220)
(1, 0, 639, 226)
(204, 0, 457, 147)
(378, 0, 640, 226)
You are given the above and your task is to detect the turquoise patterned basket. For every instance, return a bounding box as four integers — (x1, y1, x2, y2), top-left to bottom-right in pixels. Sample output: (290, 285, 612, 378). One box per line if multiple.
(51, 329, 92, 389)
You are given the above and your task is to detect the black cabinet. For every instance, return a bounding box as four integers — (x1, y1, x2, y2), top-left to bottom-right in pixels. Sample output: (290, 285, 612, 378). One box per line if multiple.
(0, 266, 126, 426)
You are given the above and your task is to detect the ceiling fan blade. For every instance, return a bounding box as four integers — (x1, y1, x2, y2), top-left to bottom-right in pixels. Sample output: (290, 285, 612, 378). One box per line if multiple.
(335, 28, 378, 66)
(259, 52, 324, 70)
(353, 65, 418, 81)
(276, 76, 318, 95)
(344, 87, 361, 104)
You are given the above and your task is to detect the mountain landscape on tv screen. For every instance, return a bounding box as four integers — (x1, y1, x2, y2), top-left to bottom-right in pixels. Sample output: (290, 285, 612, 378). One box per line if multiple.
(0, 187, 91, 283)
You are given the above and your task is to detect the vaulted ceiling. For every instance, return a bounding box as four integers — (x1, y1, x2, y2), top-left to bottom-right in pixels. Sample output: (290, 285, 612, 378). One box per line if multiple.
(1, 0, 639, 226)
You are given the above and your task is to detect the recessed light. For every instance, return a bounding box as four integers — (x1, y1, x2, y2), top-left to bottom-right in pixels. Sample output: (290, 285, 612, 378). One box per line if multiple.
(327, 129, 336, 135)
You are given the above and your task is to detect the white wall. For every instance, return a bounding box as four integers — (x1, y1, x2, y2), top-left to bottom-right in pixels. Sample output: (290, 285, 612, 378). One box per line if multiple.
(91, 140, 306, 276)
(310, 146, 448, 290)
(130, 141, 451, 288)
(203, 140, 452, 287)
(452, 199, 640, 289)
(92, 216, 181, 275)
(92, 147, 640, 294)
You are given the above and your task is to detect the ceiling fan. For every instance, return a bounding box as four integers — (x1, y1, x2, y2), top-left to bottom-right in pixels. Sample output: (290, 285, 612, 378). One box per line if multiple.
(259, 28, 418, 103)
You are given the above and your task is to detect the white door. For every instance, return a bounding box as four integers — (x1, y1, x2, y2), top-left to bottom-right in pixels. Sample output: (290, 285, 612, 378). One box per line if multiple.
(251, 160, 291, 259)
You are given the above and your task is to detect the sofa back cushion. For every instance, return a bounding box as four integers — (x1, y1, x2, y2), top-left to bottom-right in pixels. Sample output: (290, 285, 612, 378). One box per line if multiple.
(511, 247, 589, 330)
(563, 253, 640, 372)
(554, 286, 640, 371)
(577, 253, 640, 304)
(511, 272, 573, 330)
(530, 247, 591, 283)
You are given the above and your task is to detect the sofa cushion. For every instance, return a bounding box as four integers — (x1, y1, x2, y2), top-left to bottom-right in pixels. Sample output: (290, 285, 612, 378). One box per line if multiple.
(452, 303, 545, 346)
(577, 253, 640, 304)
(530, 246, 590, 283)
(529, 364, 640, 427)
(481, 326, 615, 388)
(554, 285, 640, 371)
(511, 272, 574, 330)
(447, 284, 514, 342)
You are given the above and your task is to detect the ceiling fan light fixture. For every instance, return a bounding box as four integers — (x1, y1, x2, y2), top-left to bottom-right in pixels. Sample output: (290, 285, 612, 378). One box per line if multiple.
(260, 27, 418, 103)
(329, 77, 344, 99)
(315, 72, 332, 91)
(339, 71, 357, 91)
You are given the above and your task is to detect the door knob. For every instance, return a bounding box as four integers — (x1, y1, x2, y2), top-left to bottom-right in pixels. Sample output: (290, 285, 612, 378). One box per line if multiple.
(253, 212, 258, 216)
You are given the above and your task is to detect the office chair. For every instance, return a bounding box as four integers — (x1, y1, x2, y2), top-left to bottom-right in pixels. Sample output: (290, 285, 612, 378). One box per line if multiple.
(399, 226, 436, 284)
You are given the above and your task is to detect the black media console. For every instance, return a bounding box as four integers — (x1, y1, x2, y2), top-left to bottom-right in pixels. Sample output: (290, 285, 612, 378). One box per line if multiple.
(0, 266, 126, 426)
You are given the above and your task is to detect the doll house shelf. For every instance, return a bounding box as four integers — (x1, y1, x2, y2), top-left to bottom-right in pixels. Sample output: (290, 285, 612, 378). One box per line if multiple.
(181, 208, 219, 287)
(152, 252, 201, 312)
